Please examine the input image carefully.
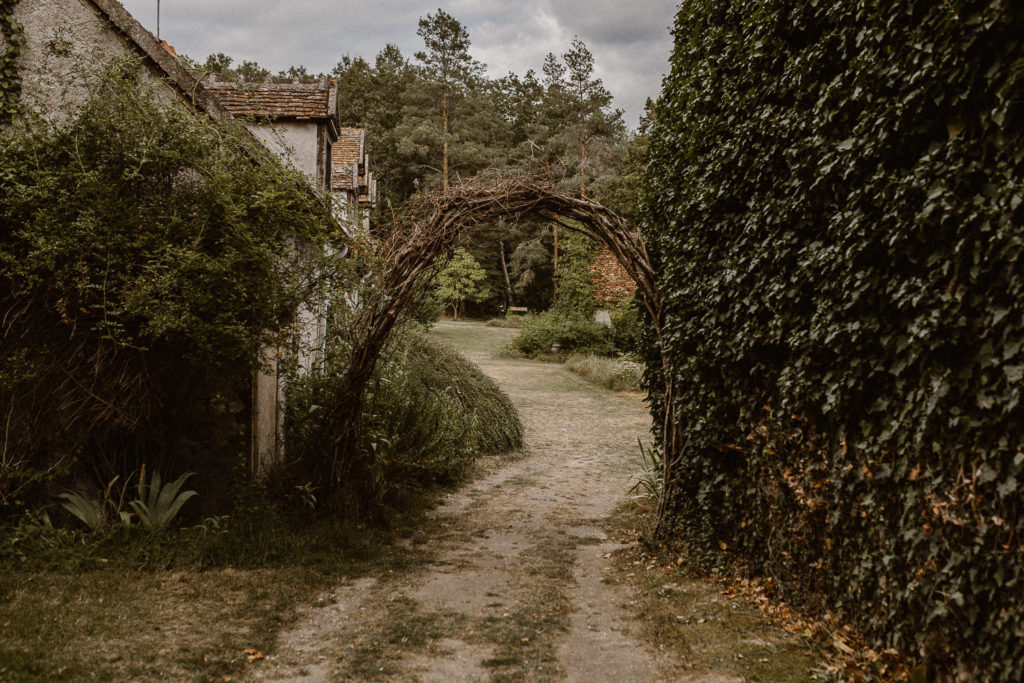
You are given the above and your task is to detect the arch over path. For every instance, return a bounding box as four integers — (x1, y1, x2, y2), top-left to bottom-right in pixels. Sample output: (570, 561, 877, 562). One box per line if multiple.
(327, 173, 678, 526)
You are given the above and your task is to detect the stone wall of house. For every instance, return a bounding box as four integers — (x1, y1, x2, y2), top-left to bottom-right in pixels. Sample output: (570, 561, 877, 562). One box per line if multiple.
(248, 121, 321, 182)
(591, 243, 636, 306)
(12, 0, 179, 125)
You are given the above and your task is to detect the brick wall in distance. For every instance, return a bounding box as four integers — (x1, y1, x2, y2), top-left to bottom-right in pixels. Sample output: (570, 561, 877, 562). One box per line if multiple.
(591, 243, 636, 306)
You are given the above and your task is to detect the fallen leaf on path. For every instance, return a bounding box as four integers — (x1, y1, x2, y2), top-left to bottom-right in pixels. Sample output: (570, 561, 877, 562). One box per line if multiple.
(832, 637, 854, 655)
(244, 648, 265, 662)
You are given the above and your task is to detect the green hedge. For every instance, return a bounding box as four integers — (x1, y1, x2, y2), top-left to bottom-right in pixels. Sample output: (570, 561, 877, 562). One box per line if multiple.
(642, 1, 1024, 677)
(285, 328, 523, 513)
(512, 311, 616, 357)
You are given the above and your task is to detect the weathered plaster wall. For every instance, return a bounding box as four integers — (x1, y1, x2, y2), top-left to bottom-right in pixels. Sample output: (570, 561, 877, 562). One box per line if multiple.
(13, 0, 178, 124)
(248, 121, 320, 180)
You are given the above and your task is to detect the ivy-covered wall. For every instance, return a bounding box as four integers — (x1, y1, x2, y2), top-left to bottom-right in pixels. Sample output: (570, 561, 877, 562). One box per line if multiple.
(642, 0, 1024, 676)
(0, 0, 23, 123)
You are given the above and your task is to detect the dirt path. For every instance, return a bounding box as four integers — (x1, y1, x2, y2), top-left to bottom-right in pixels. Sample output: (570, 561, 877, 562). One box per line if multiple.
(252, 321, 669, 681)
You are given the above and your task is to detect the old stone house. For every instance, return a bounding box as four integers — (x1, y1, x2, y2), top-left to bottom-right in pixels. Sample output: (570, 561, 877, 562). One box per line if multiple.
(332, 127, 378, 230)
(200, 76, 347, 468)
(6, 0, 227, 125)
(4, 0, 349, 475)
(203, 76, 338, 196)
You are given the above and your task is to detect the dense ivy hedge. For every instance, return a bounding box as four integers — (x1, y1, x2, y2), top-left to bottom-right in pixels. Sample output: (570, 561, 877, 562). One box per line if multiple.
(642, 0, 1024, 676)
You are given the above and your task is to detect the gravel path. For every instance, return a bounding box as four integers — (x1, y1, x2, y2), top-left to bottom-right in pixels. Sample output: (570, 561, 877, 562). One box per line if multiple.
(253, 321, 669, 681)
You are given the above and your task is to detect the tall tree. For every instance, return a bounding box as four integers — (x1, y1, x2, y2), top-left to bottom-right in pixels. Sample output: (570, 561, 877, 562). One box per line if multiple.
(562, 38, 621, 196)
(334, 46, 419, 202)
(411, 9, 485, 191)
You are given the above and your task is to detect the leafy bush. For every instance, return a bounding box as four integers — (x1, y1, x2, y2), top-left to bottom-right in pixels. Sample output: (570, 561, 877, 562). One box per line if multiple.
(0, 62, 343, 509)
(552, 230, 596, 318)
(643, 1, 1024, 677)
(609, 302, 642, 355)
(285, 326, 523, 514)
(564, 354, 642, 392)
(512, 311, 615, 357)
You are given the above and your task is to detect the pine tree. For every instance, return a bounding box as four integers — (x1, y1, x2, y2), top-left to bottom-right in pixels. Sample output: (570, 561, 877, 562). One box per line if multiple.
(562, 38, 622, 196)
(411, 10, 485, 191)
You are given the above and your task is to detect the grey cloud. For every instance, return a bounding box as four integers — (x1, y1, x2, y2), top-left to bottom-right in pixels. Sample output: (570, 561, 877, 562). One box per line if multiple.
(119, 0, 677, 127)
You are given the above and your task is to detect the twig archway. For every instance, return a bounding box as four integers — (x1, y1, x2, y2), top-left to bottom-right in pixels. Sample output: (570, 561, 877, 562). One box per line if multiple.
(328, 172, 679, 527)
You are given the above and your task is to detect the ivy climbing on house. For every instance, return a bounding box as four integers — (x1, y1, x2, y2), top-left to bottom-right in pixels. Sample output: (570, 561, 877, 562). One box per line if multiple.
(0, 0, 23, 123)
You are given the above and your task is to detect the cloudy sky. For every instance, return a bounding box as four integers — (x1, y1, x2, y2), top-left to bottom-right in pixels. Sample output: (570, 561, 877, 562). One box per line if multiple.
(118, 0, 679, 129)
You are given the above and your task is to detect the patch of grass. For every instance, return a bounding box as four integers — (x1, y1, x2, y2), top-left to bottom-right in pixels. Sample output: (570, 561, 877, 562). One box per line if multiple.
(486, 316, 524, 329)
(564, 354, 643, 392)
(0, 492, 444, 682)
(476, 535, 573, 681)
(430, 319, 520, 357)
(0, 565, 345, 681)
(604, 499, 821, 682)
(341, 596, 461, 679)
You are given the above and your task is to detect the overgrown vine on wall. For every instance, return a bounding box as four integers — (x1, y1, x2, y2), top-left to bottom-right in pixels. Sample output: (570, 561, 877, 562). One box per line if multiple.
(0, 65, 347, 506)
(642, 0, 1024, 678)
(0, 0, 23, 123)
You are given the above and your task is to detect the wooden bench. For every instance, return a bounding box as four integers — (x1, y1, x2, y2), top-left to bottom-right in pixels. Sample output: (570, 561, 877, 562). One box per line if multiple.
(508, 306, 529, 314)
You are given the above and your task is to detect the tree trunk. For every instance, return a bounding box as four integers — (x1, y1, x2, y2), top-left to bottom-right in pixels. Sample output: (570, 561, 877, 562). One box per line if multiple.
(580, 121, 587, 197)
(553, 217, 559, 273)
(499, 240, 513, 308)
(442, 92, 449, 192)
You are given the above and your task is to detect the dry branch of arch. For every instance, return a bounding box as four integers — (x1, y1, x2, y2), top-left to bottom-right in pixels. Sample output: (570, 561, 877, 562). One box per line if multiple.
(325, 171, 675, 523)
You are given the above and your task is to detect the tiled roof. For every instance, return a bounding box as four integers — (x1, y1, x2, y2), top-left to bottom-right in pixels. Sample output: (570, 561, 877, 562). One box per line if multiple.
(332, 128, 365, 191)
(204, 77, 336, 120)
(334, 128, 364, 166)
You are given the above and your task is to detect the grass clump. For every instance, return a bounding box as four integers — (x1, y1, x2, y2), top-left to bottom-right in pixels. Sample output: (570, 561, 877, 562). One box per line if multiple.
(486, 316, 524, 329)
(565, 354, 643, 392)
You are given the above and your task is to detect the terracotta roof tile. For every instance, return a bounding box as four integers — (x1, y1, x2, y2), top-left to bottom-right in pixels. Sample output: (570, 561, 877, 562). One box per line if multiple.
(204, 77, 336, 120)
(332, 128, 365, 191)
(333, 128, 364, 165)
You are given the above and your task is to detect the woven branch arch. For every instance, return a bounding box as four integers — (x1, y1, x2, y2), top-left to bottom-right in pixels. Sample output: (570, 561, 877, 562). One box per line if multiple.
(327, 172, 678, 525)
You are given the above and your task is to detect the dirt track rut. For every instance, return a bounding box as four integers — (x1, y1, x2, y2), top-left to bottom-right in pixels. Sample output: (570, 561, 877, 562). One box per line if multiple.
(253, 321, 666, 681)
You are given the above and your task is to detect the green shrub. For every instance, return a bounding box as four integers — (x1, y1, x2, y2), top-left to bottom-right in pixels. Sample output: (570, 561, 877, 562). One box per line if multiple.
(285, 327, 523, 514)
(643, 1, 1024, 677)
(609, 302, 642, 355)
(565, 354, 642, 392)
(552, 230, 596, 318)
(512, 311, 615, 357)
(0, 63, 343, 510)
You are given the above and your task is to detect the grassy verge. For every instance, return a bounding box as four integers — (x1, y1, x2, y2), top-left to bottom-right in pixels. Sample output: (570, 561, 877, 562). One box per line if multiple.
(564, 354, 643, 392)
(485, 316, 525, 329)
(604, 499, 822, 682)
(0, 514, 402, 682)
